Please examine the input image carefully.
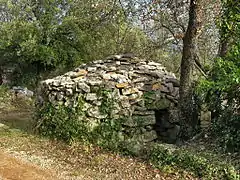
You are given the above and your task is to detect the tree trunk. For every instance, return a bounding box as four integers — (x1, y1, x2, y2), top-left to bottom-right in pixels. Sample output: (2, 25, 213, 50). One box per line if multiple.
(0, 67, 3, 85)
(219, 39, 228, 57)
(179, 0, 203, 139)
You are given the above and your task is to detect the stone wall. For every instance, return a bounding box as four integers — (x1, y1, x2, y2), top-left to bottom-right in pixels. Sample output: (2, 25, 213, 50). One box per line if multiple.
(38, 54, 181, 151)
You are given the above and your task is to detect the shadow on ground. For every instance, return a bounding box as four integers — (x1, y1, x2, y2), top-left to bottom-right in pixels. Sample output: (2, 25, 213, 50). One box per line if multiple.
(0, 108, 35, 133)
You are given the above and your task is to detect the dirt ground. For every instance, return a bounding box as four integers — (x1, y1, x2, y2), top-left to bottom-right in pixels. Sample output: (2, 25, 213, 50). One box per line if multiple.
(0, 151, 59, 180)
(0, 107, 197, 180)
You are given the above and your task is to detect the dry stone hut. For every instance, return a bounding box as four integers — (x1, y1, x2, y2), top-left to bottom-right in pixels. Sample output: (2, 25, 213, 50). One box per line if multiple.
(37, 54, 181, 152)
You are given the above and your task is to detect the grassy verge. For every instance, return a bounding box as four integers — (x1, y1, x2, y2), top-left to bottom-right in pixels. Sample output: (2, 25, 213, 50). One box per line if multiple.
(149, 144, 239, 180)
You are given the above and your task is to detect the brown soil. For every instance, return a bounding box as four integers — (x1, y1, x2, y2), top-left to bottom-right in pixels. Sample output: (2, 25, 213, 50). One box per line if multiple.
(0, 107, 197, 180)
(0, 151, 59, 180)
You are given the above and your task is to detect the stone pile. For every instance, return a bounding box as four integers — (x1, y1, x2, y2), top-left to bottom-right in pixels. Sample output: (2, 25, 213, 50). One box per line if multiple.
(39, 54, 181, 146)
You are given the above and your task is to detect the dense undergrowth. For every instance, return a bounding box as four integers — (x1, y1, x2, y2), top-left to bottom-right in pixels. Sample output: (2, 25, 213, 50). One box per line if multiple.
(149, 144, 239, 180)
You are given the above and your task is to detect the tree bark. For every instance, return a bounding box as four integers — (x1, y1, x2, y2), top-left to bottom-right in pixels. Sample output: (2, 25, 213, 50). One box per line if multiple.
(179, 0, 203, 139)
(219, 38, 228, 57)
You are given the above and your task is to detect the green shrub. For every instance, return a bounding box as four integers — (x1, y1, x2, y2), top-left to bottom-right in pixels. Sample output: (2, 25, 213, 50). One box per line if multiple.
(35, 91, 126, 149)
(149, 144, 239, 179)
(36, 102, 89, 143)
(212, 110, 240, 153)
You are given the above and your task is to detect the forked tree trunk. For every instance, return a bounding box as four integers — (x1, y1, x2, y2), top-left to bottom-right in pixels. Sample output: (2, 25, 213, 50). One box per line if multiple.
(179, 0, 203, 139)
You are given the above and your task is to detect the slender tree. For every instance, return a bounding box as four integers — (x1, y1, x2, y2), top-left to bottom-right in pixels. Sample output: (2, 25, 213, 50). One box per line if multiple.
(179, 0, 204, 139)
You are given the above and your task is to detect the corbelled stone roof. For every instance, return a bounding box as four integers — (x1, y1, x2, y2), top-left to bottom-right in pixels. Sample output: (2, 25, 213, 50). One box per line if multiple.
(39, 54, 181, 146)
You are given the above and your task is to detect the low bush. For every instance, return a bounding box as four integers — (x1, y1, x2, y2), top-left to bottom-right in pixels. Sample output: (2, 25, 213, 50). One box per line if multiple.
(149, 144, 239, 179)
(35, 93, 125, 149)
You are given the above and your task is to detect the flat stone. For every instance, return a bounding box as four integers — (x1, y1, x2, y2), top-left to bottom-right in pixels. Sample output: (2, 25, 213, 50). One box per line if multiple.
(134, 106, 147, 111)
(104, 81, 116, 89)
(152, 83, 161, 91)
(77, 82, 90, 93)
(148, 61, 161, 66)
(166, 77, 180, 87)
(166, 83, 174, 93)
(136, 62, 147, 66)
(94, 64, 107, 69)
(140, 130, 158, 142)
(82, 102, 92, 111)
(133, 111, 155, 115)
(56, 92, 64, 100)
(70, 70, 88, 78)
(92, 100, 102, 106)
(137, 65, 149, 70)
(135, 82, 144, 89)
(132, 77, 149, 83)
(111, 74, 128, 83)
(139, 84, 152, 91)
(172, 87, 179, 97)
(123, 115, 156, 127)
(107, 66, 117, 71)
(48, 94, 56, 102)
(87, 79, 102, 86)
(43, 79, 53, 85)
(122, 88, 139, 95)
(102, 73, 112, 80)
(147, 71, 164, 78)
(128, 93, 139, 100)
(52, 81, 60, 87)
(116, 82, 129, 89)
(66, 89, 73, 96)
(160, 85, 169, 93)
(87, 67, 97, 72)
(85, 93, 98, 101)
(72, 76, 86, 82)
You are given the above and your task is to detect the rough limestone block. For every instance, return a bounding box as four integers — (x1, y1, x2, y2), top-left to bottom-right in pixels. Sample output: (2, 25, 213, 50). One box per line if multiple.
(166, 82, 174, 93)
(123, 115, 156, 127)
(166, 77, 180, 87)
(133, 110, 155, 116)
(66, 89, 73, 96)
(140, 130, 158, 142)
(86, 79, 102, 86)
(102, 73, 112, 80)
(85, 93, 98, 101)
(56, 92, 64, 101)
(172, 87, 179, 97)
(87, 67, 97, 72)
(116, 82, 129, 89)
(77, 82, 90, 93)
(122, 88, 139, 95)
(87, 106, 107, 119)
(152, 82, 162, 91)
(70, 70, 88, 78)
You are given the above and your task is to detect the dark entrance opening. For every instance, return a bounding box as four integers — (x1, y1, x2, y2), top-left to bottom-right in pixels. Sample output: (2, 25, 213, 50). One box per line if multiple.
(153, 109, 177, 143)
